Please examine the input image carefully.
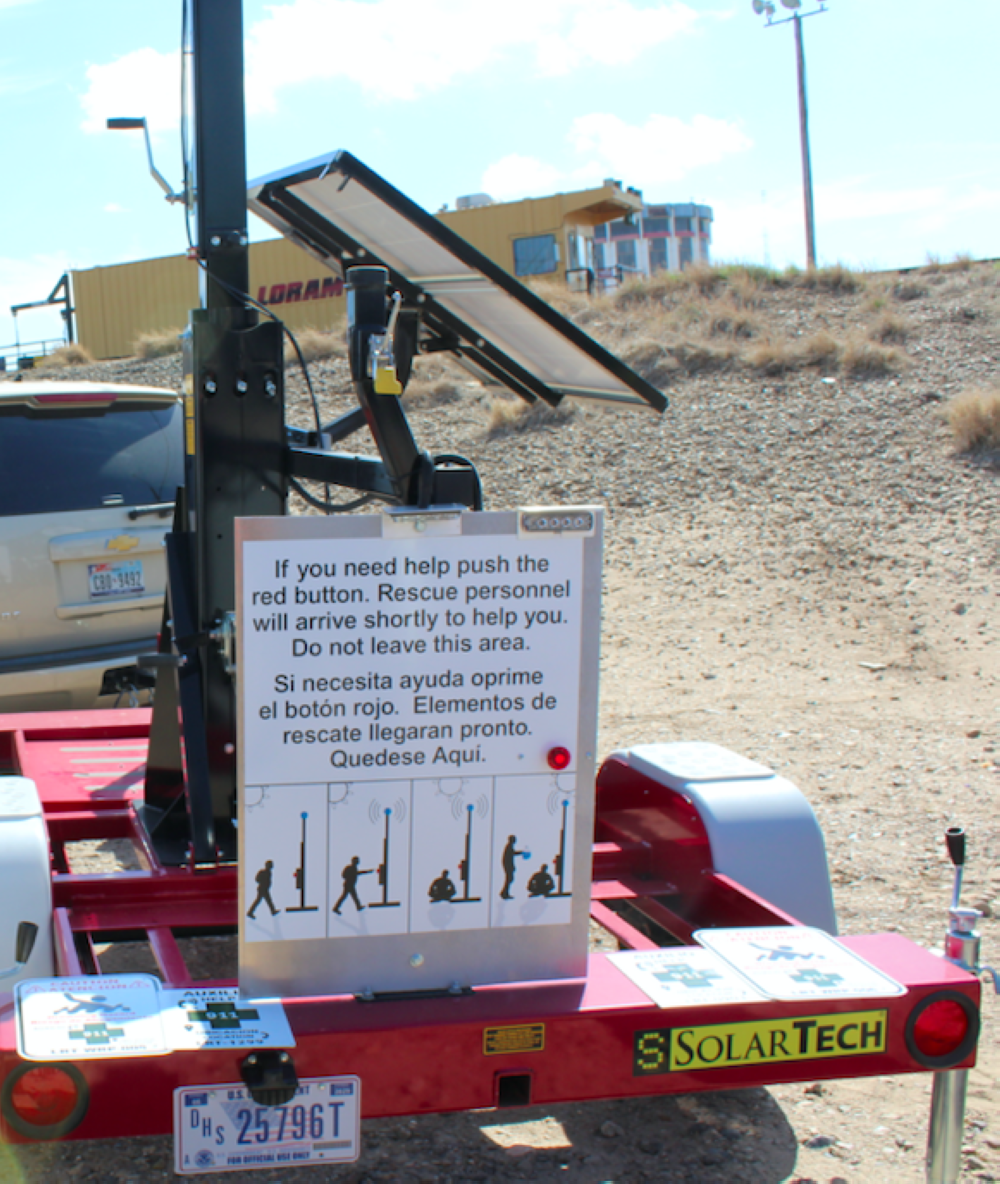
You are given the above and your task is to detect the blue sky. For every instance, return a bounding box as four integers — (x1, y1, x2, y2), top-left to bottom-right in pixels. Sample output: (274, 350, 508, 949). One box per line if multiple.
(2, 0, 999, 350)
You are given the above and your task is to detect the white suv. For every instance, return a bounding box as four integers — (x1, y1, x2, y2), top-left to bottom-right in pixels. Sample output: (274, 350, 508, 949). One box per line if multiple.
(0, 380, 183, 711)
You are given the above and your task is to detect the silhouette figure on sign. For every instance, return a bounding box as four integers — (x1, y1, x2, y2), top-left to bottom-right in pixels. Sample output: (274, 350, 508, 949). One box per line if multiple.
(247, 860, 279, 919)
(527, 863, 555, 898)
(428, 869, 457, 903)
(333, 856, 372, 914)
(499, 835, 527, 900)
(55, 993, 128, 1015)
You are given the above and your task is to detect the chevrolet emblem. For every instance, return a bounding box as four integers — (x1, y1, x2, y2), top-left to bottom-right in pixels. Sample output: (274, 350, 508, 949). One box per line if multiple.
(107, 535, 139, 553)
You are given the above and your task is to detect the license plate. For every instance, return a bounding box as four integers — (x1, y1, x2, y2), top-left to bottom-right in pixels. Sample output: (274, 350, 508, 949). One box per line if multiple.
(174, 1076, 360, 1176)
(88, 560, 144, 599)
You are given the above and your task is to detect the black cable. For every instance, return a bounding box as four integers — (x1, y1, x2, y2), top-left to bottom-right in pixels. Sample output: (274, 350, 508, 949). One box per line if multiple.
(288, 476, 373, 514)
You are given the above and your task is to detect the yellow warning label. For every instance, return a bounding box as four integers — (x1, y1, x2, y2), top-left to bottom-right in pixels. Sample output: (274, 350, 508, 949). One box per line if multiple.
(634, 1009, 888, 1075)
(483, 1024, 545, 1056)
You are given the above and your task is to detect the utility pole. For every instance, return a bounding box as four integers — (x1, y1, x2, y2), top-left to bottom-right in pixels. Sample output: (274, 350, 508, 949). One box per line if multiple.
(753, 0, 827, 269)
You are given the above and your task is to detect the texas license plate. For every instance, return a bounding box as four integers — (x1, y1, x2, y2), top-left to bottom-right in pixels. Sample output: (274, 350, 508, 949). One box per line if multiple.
(173, 1076, 360, 1176)
(88, 560, 144, 599)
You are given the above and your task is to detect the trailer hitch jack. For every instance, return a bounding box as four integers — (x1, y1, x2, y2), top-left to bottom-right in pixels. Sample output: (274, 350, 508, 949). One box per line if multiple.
(240, 1050, 298, 1107)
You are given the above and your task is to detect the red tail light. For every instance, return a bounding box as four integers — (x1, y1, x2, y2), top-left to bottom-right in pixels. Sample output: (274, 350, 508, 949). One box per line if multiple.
(912, 999, 969, 1059)
(905, 991, 979, 1069)
(1, 1062, 89, 1140)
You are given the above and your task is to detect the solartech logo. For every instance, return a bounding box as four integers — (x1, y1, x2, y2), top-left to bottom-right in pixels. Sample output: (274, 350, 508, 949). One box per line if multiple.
(256, 277, 344, 305)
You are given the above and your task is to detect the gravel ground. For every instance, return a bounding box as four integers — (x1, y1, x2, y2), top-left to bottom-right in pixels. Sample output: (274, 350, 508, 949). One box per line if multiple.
(4, 262, 999, 1181)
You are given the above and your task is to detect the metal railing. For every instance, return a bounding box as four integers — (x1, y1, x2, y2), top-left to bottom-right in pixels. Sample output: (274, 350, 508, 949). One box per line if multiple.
(0, 338, 70, 374)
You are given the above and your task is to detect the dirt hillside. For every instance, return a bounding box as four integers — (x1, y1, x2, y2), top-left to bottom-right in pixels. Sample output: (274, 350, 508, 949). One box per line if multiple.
(6, 260, 1000, 1182)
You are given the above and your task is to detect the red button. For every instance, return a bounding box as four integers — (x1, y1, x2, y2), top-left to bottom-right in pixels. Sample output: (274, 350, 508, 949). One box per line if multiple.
(547, 747, 571, 770)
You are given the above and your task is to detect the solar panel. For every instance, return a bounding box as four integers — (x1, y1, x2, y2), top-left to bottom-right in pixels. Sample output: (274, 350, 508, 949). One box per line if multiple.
(248, 151, 666, 412)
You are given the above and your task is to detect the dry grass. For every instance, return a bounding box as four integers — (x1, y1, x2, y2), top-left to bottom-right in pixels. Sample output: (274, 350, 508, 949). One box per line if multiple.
(867, 311, 908, 344)
(945, 386, 1000, 453)
(37, 343, 95, 368)
(794, 331, 841, 368)
(286, 328, 345, 364)
(404, 378, 465, 406)
(840, 335, 909, 377)
(795, 264, 865, 294)
(704, 296, 761, 340)
(743, 337, 797, 375)
(135, 328, 183, 359)
(892, 280, 927, 303)
(620, 340, 681, 386)
(486, 396, 574, 437)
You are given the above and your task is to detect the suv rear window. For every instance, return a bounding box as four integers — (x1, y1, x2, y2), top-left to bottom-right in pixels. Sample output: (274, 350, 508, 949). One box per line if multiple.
(0, 401, 184, 516)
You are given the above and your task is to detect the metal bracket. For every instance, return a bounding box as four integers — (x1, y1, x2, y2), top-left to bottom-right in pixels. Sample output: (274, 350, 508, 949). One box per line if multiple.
(210, 612, 236, 677)
(240, 1050, 298, 1108)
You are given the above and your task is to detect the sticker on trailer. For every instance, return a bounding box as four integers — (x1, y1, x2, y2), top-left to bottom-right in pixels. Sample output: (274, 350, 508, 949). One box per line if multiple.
(694, 927, 906, 1001)
(16, 977, 295, 1061)
(161, 987, 296, 1051)
(608, 947, 769, 1008)
(235, 508, 603, 999)
(174, 1076, 360, 1175)
(16, 974, 167, 1060)
(633, 1008, 889, 1076)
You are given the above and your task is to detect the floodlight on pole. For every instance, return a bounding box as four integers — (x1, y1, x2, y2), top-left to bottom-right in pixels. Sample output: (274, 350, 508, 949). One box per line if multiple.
(106, 117, 186, 205)
(752, 0, 827, 268)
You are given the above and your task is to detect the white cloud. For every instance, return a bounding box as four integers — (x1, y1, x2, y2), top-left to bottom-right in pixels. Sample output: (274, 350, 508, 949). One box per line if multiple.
(569, 113, 753, 188)
(79, 3, 698, 133)
(244, 0, 697, 108)
(481, 155, 564, 203)
(80, 47, 180, 136)
(479, 112, 752, 202)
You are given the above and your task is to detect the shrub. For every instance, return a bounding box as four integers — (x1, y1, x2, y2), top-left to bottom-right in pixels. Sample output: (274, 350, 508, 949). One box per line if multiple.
(486, 396, 574, 437)
(840, 335, 908, 376)
(705, 296, 760, 339)
(945, 387, 1000, 453)
(286, 328, 344, 364)
(135, 328, 183, 359)
(797, 264, 864, 294)
(794, 331, 840, 368)
(620, 340, 681, 386)
(743, 336, 796, 375)
(38, 343, 94, 368)
(867, 311, 908, 344)
(892, 280, 926, 303)
(404, 378, 465, 405)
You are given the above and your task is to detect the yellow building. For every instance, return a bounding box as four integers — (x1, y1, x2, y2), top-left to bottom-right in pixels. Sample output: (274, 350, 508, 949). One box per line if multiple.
(66, 181, 645, 360)
(436, 180, 643, 284)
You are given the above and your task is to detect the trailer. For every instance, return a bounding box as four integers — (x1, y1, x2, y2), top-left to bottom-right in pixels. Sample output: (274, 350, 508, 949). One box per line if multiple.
(0, 4, 992, 1181)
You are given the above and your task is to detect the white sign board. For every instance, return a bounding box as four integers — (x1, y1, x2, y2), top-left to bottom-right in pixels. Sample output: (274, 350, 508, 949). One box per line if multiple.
(16, 977, 295, 1061)
(236, 508, 602, 997)
(694, 927, 906, 1001)
(608, 948, 769, 1008)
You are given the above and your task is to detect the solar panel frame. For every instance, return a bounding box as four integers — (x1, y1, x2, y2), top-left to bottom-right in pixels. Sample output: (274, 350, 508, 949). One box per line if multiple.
(248, 151, 667, 412)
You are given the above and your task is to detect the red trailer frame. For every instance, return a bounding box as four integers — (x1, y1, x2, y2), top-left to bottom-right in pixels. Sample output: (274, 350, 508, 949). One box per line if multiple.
(0, 708, 979, 1146)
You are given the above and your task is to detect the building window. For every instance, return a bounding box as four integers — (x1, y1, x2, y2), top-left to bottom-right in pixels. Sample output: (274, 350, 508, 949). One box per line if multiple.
(642, 216, 669, 236)
(512, 234, 559, 277)
(594, 242, 608, 270)
(594, 224, 607, 240)
(616, 239, 638, 271)
(699, 217, 712, 235)
(646, 205, 668, 219)
(675, 216, 693, 233)
(679, 237, 693, 269)
(649, 237, 669, 273)
(610, 218, 638, 238)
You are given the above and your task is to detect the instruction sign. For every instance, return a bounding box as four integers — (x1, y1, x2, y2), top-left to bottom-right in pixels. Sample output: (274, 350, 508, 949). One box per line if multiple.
(236, 508, 602, 997)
